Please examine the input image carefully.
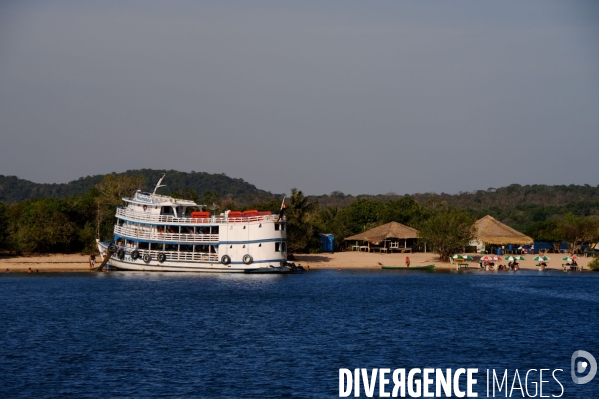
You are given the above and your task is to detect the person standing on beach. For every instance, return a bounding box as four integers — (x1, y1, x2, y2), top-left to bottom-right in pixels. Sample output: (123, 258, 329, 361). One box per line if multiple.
(405, 256, 410, 267)
(89, 253, 96, 270)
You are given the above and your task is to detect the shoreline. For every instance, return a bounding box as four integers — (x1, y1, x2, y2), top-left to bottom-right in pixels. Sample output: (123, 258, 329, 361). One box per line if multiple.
(293, 252, 594, 271)
(0, 252, 595, 273)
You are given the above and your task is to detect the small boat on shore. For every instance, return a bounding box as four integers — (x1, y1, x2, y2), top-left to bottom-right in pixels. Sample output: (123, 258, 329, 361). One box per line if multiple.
(381, 264, 435, 270)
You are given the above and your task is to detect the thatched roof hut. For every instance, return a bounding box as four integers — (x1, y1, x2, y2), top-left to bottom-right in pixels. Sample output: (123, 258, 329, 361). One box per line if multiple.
(474, 215, 533, 245)
(345, 221, 419, 245)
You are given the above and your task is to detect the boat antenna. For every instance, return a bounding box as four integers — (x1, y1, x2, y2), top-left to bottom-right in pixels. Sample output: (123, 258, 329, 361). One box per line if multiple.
(152, 173, 167, 195)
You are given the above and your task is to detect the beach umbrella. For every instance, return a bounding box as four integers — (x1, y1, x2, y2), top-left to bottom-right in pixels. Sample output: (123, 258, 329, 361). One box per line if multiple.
(562, 256, 578, 262)
(453, 254, 473, 261)
(504, 256, 525, 261)
(481, 255, 501, 261)
(533, 256, 550, 262)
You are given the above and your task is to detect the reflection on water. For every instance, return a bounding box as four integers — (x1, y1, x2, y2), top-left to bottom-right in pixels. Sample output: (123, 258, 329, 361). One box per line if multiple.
(1, 270, 598, 398)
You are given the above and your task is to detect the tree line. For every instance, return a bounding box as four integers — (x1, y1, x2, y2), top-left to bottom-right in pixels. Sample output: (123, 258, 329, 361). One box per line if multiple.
(0, 175, 598, 268)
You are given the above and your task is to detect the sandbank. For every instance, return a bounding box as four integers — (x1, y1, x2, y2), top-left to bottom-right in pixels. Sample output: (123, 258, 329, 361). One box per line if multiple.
(0, 252, 594, 273)
(293, 251, 594, 271)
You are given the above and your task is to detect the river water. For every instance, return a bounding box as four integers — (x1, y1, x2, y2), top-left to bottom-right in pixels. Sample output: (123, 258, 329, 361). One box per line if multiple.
(1, 269, 598, 398)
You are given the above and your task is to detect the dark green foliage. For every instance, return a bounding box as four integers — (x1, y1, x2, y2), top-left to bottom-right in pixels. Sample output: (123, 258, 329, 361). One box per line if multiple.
(418, 207, 475, 262)
(525, 219, 563, 252)
(1, 170, 598, 256)
(526, 215, 599, 253)
(285, 189, 319, 253)
(8, 198, 80, 253)
(559, 214, 599, 254)
(0, 169, 281, 205)
(311, 184, 599, 234)
(312, 197, 428, 251)
(0, 202, 9, 249)
(0, 174, 105, 203)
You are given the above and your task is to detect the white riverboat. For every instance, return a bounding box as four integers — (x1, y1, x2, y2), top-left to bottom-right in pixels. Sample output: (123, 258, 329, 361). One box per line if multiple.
(97, 177, 289, 273)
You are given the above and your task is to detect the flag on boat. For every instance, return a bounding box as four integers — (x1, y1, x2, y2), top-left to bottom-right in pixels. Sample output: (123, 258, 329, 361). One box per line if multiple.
(277, 196, 286, 222)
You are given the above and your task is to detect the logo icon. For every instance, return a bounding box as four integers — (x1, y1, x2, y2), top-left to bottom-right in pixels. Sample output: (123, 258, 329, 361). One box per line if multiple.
(571, 350, 597, 384)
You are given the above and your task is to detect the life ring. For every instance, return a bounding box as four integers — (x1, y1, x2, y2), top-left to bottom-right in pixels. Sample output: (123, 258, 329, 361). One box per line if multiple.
(108, 243, 117, 254)
(116, 248, 125, 260)
(242, 254, 253, 265)
(221, 255, 231, 265)
(157, 252, 166, 263)
(143, 253, 151, 264)
(131, 250, 140, 260)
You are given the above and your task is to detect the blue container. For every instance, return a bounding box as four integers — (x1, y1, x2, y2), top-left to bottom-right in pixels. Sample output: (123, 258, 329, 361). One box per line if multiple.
(319, 234, 334, 252)
(496, 248, 502, 255)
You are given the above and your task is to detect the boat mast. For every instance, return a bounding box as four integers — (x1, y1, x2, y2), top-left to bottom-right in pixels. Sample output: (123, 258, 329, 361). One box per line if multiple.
(152, 173, 167, 196)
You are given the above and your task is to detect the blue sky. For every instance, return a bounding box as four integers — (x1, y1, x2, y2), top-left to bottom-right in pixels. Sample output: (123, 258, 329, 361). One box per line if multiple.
(1, 1, 598, 195)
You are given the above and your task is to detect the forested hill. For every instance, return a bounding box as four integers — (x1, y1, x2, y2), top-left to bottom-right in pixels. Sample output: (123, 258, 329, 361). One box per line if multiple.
(311, 184, 599, 233)
(314, 184, 599, 210)
(0, 169, 281, 204)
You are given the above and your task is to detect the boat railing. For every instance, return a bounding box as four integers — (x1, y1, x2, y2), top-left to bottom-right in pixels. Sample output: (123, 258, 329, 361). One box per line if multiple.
(116, 207, 282, 224)
(117, 247, 219, 262)
(114, 225, 219, 243)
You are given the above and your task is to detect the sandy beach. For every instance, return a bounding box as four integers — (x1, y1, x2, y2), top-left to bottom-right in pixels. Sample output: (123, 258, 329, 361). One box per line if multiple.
(0, 252, 594, 273)
(0, 254, 92, 273)
(294, 251, 594, 271)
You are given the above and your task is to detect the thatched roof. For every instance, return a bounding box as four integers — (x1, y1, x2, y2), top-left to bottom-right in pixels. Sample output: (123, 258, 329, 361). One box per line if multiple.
(474, 215, 533, 245)
(345, 222, 419, 244)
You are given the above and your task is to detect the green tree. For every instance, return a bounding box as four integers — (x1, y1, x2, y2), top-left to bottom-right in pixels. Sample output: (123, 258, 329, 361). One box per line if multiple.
(418, 207, 475, 262)
(0, 202, 9, 250)
(334, 198, 382, 235)
(379, 196, 430, 227)
(526, 219, 563, 252)
(559, 214, 599, 254)
(314, 206, 354, 251)
(286, 188, 319, 253)
(10, 198, 77, 253)
(94, 174, 144, 240)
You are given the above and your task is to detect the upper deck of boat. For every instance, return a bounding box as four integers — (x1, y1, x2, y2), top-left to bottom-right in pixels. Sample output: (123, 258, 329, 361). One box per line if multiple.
(124, 191, 198, 207)
(116, 207, 283, 226)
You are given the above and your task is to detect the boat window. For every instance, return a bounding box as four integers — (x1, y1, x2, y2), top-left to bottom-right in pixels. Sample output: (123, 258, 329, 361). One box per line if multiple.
(275, 223, 285, 231)
(161, 206, 173, 215)
(275, 242, 286, 252)
(151, 243, 164, 251)
(211, 226, 219, 235)
(180, 245, 193, 252)
(138, 242, 149, 250)
(165, 243, 177, 252)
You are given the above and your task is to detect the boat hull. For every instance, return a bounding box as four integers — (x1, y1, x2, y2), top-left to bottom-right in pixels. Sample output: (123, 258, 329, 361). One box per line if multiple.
(381, 264, 435, 270)
(98, 242, 288, 273)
